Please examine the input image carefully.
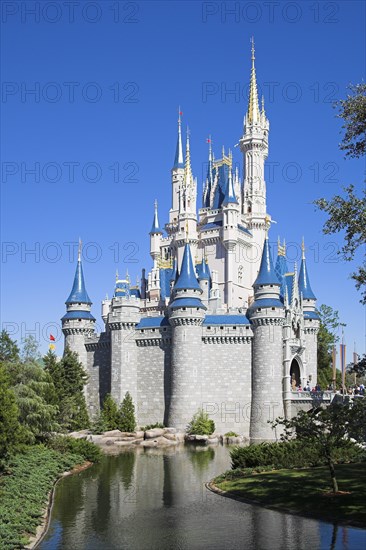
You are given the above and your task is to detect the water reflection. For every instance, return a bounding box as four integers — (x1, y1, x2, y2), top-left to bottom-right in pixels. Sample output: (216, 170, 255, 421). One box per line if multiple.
(38, 445, 366, 550)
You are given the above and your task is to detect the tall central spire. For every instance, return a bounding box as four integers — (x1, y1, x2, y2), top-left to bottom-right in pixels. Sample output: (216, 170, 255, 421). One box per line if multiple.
(247, 37, 260, 125)
(184, 127, 193, 187)
(173, 108, 184, 169)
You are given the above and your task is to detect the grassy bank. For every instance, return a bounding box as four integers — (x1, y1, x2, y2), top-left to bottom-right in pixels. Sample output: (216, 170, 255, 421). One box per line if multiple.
(214, 463, 366, 527)
(0, 442, 100, 549)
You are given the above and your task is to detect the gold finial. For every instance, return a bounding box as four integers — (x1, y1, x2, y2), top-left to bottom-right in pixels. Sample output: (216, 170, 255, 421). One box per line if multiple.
(301, 237, 305, 259)
(247, 37, 260, 125)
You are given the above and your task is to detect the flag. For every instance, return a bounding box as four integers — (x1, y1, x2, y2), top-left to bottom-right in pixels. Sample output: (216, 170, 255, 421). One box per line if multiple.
(49, 343, 55, 351)
(50, 334, 56, 341)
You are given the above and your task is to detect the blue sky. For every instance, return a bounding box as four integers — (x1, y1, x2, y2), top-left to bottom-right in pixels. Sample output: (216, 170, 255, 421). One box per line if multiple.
(1, 0, 365, 361)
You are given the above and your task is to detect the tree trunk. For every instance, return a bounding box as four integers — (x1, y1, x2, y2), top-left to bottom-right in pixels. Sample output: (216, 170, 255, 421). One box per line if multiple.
(327, 457, 338, 493)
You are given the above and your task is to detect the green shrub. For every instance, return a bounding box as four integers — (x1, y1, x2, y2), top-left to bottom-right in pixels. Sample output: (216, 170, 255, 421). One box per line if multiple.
(117, 392, 136, 432)
(224, 431, 239, 437)
(90, 412, 108, 434)
(187, 409, 215, 435)
(47, 436, 102, 463)
(230, 440, 365, 471)
(141, 422, 165, 431)
(101, 394, 119, 430)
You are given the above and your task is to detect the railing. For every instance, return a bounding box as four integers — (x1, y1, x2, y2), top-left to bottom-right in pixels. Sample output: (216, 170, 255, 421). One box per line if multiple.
(290, 391, 333, 400)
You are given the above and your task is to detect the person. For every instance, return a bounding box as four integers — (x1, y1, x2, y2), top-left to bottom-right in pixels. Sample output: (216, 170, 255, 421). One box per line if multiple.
(297, 384, 302, 391)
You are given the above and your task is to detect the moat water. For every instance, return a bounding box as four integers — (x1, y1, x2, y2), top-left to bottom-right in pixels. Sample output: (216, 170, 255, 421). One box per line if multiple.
(37, 445, 366, 550)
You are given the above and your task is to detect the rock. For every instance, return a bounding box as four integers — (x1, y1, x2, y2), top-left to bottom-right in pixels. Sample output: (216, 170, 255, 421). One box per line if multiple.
(101, 439, 115, 446)
(163, 433, 176, 441)
(88, 434, 104, 444)
(103, 430, 123, 437)
(115, 440, 136, 447)
(140, 439, 158, 447)
(133, 431, 145, 439)
(164, 427, 177, 434)
(145, 428, 165, 439)
(185, 434, 208, 443)
(207, 437, 219, 445)
(175, 432, 185, 443)
(226, 436, 243, 445)
(195, 435, 209, 441)
(68, 431, 88, 439)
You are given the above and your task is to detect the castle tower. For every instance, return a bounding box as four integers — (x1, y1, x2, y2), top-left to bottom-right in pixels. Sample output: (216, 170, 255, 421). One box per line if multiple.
(248, 235, 285, 442)
(149, 200, 163, 300)
(169, 109, 185, 226)
(61, 241, 96, 401)
(107, 273, 141, 409)
(222, 168, 239, 310)
(299, 239, 319, 385)
(239, 39, 270, 283)
(167, 242, 206, 429)
(196, 255, 210, 306)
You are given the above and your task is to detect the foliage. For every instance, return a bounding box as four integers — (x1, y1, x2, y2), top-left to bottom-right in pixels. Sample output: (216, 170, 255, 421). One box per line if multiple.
(20, 335, 41, 363)
(317, 304, 341, 371)
(90, 411, 108, 434)
(44, 348, 89, 431)
(336, 83, 366, 158)
(0, 367, 22, 466)
(47, 435, 102, 463)
(0, 330, 20, 364)
(314, 84, 366, 304)
(117, 392, 136, 432)
(187, 409, 215, 435)
(224, 431, 239, 437)
(348, 353, 366, 378)
(230, 440, 364, 471)
(100, 394, 119, 430)
(272, 398, 366, 492)
(0, 446, 85, 549)
(5, 361, 59, 444)
(140, 422, 165, 431)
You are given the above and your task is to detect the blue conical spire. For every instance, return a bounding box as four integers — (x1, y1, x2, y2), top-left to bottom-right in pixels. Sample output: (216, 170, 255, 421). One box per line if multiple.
(150, 200, 162, 234)
(65, 241, 92, 304)
(174, 243, 201, 290)
(222, 169, 238, 206)
(196, 256, 210, 280)
(203, 137, 213, 207)
(173, 109, 184, 169)
(298, 239, 316, 300)
(254, 236, 281, 287)
(170, 257, 179, 283)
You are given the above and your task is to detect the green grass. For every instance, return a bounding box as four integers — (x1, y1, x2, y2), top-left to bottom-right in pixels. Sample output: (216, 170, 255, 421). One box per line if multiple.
(214, 463, 366, 527)
(0, 445, 86, 549)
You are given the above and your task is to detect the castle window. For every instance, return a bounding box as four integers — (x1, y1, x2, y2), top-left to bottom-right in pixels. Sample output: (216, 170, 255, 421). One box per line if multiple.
(196, 308, 199, 311)
(233, 326, 236, 330)
(220, 326, 224, 330)
(272, 307, 275, 310)
(183, 307, 186, 311)
(207, 327, 211, 330)
(152, 328, 156, 332)
(270, 285, 273, 288)
(78, 319, 81, 322)
(141, 330, 144, 333)
(163, 328, 167, 331)
(257, 308, 261, 312)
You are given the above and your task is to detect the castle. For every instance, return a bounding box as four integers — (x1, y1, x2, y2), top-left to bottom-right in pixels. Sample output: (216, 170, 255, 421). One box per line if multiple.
(61, 43, 320, 441)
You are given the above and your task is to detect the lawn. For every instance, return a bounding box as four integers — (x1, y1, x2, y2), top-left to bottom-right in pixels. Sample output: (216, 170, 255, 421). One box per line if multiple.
(214, 463, 366, 527)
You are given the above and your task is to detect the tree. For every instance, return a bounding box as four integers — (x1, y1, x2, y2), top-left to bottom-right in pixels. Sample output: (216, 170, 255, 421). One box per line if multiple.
(314, 83, 366, 303)
(44, 348, 89, 431)
(0, 330, 20, 364)
(272, 399, 366, 493)
(20, 334, 41, 363)
(0, 366, 22, 464)
(101, 394, 119, 430)
(316, 304, 344, 388)
(348, 353, 366, 379)
(117, 392, 136, 432)
(187, 409, 215, 435)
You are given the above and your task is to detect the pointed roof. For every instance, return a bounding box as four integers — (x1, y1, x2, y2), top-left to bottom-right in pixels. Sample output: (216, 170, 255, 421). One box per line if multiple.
(196, 257, 210, 280)
(170, 257, 179, 282)
(150, 200, 162, 234)
(174, 243, 201, 290)
(222, 169, 238, 206)
(247, 37, 260, 125)
(65, 243, 92, 304)
(298, 240, 316, 300)
(173, 109, 184, 169)
(203, 137, 213, 208)
(184, 128, 194, 188)
(254, 237, 281, 287)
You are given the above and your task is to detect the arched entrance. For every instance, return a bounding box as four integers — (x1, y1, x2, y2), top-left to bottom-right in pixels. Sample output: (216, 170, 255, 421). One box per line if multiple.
(290, 358, 301, 389)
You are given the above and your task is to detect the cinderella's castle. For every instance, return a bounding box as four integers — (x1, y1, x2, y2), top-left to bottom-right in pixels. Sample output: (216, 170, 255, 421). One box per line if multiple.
(62, 43, 320, 441)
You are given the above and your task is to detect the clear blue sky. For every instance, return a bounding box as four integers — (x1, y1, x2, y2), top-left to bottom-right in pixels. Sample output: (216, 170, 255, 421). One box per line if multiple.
(1, 0, 365, 362)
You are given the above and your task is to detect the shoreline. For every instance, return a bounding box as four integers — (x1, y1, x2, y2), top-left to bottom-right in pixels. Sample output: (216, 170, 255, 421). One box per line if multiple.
(206, 477, 366, 530)
(25, 461, 93, 550)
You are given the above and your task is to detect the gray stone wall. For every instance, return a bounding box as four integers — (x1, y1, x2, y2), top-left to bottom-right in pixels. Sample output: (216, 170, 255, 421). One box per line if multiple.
(200, 325, 253, 437)
(303, 323, 319, 386)
(110, 324, 138, 408)
(85, 333, 111, 418)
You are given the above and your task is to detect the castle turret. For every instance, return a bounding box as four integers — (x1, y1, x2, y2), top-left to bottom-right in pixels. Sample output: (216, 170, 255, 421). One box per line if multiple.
(149, 200, 162, 300)
(240, 39, 270, 285)
(222, 169, 239, 310)
(196, 255, 210, 305)
(168, 242, 206, 429)
(169, 109, 185, 225)
(202, 137, 213, 208)
(248, 235, 285, 442)
(299, 239, 319, 384)
(61, 241, 96, 405)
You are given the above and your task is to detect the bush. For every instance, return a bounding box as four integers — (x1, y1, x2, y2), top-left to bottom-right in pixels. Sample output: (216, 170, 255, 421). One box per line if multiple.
(187, 409, 215, 435)
(118, 392, 136, 432)
(101, 394, 119, 430)
(47, 436, 102, 463)
(230, 440, 365, 470)
(90, 412, 108, 434)
(224, 431, 239, 437)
